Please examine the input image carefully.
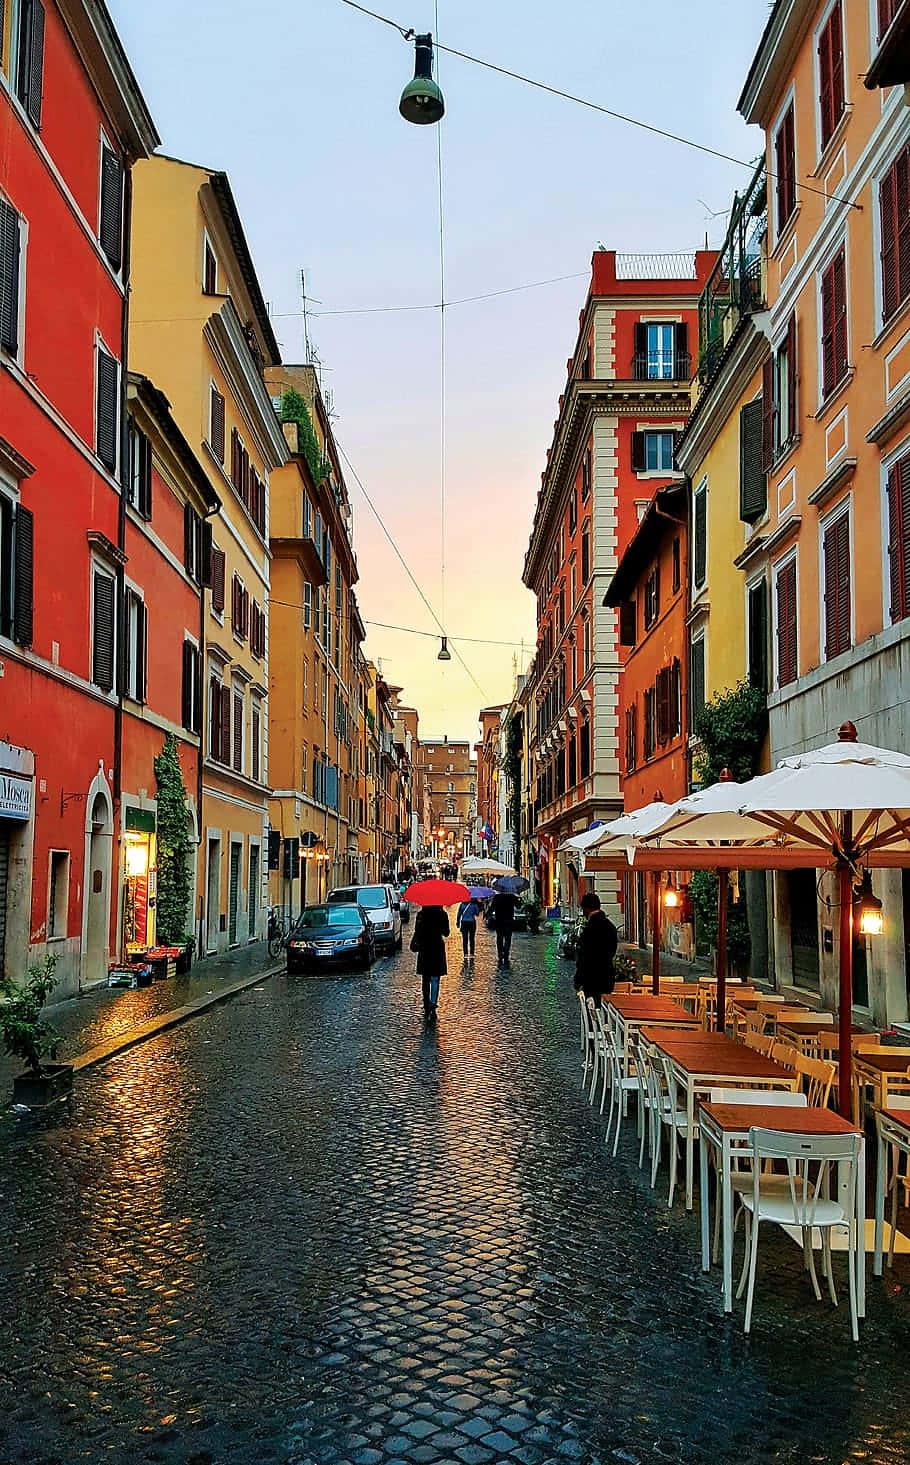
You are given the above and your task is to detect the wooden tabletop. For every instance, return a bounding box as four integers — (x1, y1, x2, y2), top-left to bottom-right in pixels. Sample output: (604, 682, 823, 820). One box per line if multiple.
(775, 1019, 859, 1035)
(700, 1102, 860, 1136)
(606, 995, 699, 1025)
(650, 1031, 797, 1081)
(733, 995, 809, 1011)
(881, 1107, 910, 1132)
(640, 1026, 732, 1045)
(853, 1052, 910, 1075)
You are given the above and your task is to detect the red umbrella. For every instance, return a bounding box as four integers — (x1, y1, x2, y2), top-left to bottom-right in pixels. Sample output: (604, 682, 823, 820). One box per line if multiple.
(405, 879, 471, 907)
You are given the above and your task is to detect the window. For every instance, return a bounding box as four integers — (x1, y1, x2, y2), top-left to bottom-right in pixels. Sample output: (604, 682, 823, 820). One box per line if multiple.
(48, 850, 69, 939)
(568, 735, 577, 788)
(96, 344, 119, 472)
(91, 564, 116, 693)
(625, 703, 637, 773)
(672, 537, 680, 593)
(15, 0, 44, 128)
(231, 573, 249, 640)
(568, 485, 577, 535)
(693, 479, 707, 588)
(303, 581, 312, 629)
(181, 640, 202, 734)
(581, 447, 592, 502)
(747, 578, 768, 692)
(817, 2, 845, 152)
(633, 321, 688, 380)
(689, 633, 705, 732)
(302, 656, 308, 709)
(762, 316, 798, 470)
(303, 493, 312, 541)
(655, 666, 672, 746)
(184, 504, 212, 587)
(643, 687, 656, 760)
(229, 428, 266, 536)
(0, 196, 24, 357)
(740, 398, 767, 524)
(669, 658, 681, 737)
(250, 599, 265, 660)
(774, 102, 796, 236)
(123, 588, 147, 702)
(631, 431, 676, 473)
(775, 556, 798, 687)
(209, 383, 225, 463)
(821, 508, 851, 660)
(232, 683, 244, 772)
(448, 781, 454, 793)
(126, 421, 152, 518)
(251, 700, 261, 782)
(583, 616, 591, 672)
(880, 144, 910, 324)
(879, 0, 900, 39)
(887, 451, 910, 621)
(820, 247, 848, 400)
(209, 675, 230, 763)
(98, 139, 123, 271)
(643, 567, 660, 629)
(203, 236, 217, 295)
(0, 490, 33, 645)
(581, 525, 590, 583)
(210, 546, 225, 614)
(558, 583, 565, 635)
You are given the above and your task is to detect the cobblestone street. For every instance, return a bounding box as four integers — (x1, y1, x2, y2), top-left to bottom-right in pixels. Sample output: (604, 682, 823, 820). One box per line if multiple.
(1, 925, 909, 1465)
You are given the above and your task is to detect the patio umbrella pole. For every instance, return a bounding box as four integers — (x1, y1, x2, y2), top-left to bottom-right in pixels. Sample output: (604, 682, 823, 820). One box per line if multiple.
(650, 870, 660, 996)
(837, 810, 854, 1120)
(715, 868, 728, 1033)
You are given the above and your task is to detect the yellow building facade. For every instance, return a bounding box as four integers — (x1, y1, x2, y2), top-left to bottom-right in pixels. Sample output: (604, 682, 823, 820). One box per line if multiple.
(130, 156, 289, 953)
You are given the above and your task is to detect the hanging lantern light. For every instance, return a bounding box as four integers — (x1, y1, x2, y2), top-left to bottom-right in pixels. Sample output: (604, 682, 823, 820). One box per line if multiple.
(856, 871, 884, 936)
(437, 636, 452, 661)
(399, 33, 445, 125)
(663, 875, 680, 910)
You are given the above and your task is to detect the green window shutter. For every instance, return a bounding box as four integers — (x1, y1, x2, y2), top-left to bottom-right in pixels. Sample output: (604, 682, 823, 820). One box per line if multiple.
(13, 502, 33, 647)
(92, 570, 116, 692)
(99, 144, 123, 270)
(739, 398, 767, 523)
(96, 349, 119, 471)
(0, 198, 20, 354)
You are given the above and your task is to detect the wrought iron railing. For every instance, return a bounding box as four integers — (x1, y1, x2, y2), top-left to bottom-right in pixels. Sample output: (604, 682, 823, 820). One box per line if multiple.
(631, 353, 692, 382)
(698, 160, 767, 384)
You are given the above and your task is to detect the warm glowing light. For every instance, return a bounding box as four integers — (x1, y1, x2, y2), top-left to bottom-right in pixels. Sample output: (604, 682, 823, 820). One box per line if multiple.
(856, 872, 884, 937)
(125, 837, 149, 877)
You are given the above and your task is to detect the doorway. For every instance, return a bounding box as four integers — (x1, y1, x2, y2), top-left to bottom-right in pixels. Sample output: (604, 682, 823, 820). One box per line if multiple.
(228, 841, 241, 946)
(786, 869, 820, 989)
(248, 844, 258, 942)
(206, 838, 221, 953)
(0, 824, 9, 978)
(84, 791, 113, 986)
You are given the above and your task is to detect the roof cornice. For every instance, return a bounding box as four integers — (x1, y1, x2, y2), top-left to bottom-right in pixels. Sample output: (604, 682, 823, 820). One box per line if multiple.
(738, 0, 813, 126)
(205, 305, 290, 470)
(675, 321, 769, 474)
(57, 0, 159, 159)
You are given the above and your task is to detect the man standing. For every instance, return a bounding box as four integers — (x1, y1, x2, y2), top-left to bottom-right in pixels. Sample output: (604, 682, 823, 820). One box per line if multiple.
(573, 892, 618, 1007)
(456, 897, 480, 961)
(489, 890, 517, 966)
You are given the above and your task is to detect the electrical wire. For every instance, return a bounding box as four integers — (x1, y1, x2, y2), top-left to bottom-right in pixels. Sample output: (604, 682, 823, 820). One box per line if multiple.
(267, 607, 532, 649)
(435, 0, 447, 636)
(338, 0, 861, 214)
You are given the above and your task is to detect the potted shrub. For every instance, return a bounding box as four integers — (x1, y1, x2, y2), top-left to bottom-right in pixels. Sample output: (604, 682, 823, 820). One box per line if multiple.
(175, 934, 195, 976)
(613, 952, 637, 984)
(0, 955, 73, 1106)
(524, 895, 543, 934)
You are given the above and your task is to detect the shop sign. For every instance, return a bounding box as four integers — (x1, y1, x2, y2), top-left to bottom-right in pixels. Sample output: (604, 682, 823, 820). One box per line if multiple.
(0, 772, 32, 820)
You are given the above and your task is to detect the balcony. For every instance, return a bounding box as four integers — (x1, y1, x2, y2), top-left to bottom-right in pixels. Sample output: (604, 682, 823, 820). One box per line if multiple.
(697, 161, 767, 385)
(631, 352, 692, 383)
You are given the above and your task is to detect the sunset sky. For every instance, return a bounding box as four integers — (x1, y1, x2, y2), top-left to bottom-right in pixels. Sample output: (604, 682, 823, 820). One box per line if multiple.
(110, 0, 770, 743)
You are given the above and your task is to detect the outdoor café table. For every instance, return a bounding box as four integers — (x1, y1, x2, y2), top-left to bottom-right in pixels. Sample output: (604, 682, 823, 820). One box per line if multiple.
(775, 1019, 867, 1057)
(852, 1050, 910, 1124)
(646, 1031, 800, 1211)
(698, 1102, 865, 1317)
(605, 994, 699, 1106)
(874, 1107, 910, 1274)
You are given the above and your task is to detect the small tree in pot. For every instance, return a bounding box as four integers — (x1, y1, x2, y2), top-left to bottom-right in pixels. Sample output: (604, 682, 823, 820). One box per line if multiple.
(0, 955, 73, 1105)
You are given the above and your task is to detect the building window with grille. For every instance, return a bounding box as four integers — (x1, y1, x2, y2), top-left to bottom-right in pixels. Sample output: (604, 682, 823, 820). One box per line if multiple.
(822, 505, 851, 660)
(774, 554, 799, 688)
(817, 1, 845, 153)
(820, 245, 848, 401)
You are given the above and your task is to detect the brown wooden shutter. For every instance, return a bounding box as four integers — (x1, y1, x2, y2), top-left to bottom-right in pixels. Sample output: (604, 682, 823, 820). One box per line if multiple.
(631, 431, 645, 472)
(233, 692, 243, 770)
(136, 600, 147, 703)
(181, 641, 194, 730)
(741, 397, 767, 523)
(184, 503, 196, 577)
(619, 599, 636, 646)
(220, 684, 231, 765)
(13, 502, 33, 646)
(880, 0, 898, 38)
(92, 570, 116, 692)
(761, 356, 774, 471)
(252, 705, 260, 781)
(775, 104, 795, 228)
(96, 349, 119, 471)
(694, 487, 707, 585)
(674, 321, 689, 378)
(231, 573, 239, 632)
(670, 657, 681, 736)
(209, 675, 221, 756)
(211, 547, 225, 612)
(99, 144, 123, 270)
(824, 512, 851, 659)
(140, 431, 152, 516)
(888, 455, 910, 621)
(230, 428, 240, 489)
(832, 248, 848, 387)
(776, 559, 798, 687)
(210, 385, 225, 462)
(656, 667, 670, 745)
(633, 321, 647, 377)
(882, 162, 898, 321)
(821, 259, 836, 399)
(0, 198, 20, 355)
(20, 0, 45, 128)
(786, 313, 797, 439)
(818, 9, 834, 147)
(199, 519, 213, 588)
(748, 579, 768, 691)
(829, 3, 844, 140)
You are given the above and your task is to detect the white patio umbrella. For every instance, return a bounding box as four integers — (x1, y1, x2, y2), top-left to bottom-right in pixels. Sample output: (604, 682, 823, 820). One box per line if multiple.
(460, 855, 518, 878)
(581, 799, 679, 993)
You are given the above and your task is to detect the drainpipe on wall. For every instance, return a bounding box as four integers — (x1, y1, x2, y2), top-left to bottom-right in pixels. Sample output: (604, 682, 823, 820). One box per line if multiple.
(197, 499, 220, 950)
(113, 167, 134, 808)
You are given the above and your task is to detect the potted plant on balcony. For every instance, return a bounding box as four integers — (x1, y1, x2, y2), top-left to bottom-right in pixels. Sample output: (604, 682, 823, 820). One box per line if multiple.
(0, 955, 73, 1106)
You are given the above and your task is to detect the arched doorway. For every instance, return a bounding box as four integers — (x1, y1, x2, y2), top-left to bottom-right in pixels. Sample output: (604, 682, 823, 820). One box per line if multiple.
(82, 770, 113, 988)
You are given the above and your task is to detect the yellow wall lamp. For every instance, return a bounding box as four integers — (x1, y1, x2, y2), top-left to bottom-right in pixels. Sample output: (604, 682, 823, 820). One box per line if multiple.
(855, 871, 884, 937)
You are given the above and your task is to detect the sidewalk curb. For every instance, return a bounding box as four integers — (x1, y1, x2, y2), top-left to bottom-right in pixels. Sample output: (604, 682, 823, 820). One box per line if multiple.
(68, 961, 286, 1077)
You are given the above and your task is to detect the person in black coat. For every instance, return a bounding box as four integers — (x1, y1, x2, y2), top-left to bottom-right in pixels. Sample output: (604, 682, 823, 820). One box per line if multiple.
(573, 892, 618, 1008)
(411, 905, 450, 1018)
(489, 891, 518, 966)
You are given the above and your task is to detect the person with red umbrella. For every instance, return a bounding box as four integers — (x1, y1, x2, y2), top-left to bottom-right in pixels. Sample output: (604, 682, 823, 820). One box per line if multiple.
(405, 878, 470, 1021)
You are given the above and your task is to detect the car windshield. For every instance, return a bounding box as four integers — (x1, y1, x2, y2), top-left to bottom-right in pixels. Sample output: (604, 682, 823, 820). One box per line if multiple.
(329, 885, 387, 910)
(294, 906, 361, 930)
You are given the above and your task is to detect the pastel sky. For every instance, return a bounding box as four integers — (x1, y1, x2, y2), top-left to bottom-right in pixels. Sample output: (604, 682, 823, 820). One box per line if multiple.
(110, 0, 770, 744)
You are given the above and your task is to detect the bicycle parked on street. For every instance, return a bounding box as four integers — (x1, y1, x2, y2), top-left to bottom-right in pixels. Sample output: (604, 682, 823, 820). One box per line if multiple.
(267, 908, 288, 959)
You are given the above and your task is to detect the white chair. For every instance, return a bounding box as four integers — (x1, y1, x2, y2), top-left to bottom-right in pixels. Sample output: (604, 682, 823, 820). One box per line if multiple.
(656, 1050, 701, 1207)
(875, 1095, 910, 1270)
(585, 997, 607, 1108)
(578, 991, 596, 1091)
(737, 1127, 862, 1340)
(601, 1005, 640, 1156)
(706, 1087, 808, 1262)
(630, 1032, 658, 1170)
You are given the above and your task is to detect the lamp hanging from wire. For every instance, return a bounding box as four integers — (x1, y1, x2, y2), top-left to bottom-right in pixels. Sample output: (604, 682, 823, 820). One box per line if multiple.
(437, 635, 452, 661)
(856, 871, 884, 936)
(399, 33, 445, 124)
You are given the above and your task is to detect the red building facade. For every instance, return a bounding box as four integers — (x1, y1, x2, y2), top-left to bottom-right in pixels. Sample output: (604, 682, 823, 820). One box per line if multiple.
(522, 250, 713, 919)
(0, 1, 157, 992)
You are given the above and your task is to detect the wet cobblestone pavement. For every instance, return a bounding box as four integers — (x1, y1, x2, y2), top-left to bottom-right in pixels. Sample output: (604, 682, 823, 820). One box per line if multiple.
(1, 927, 909, 1465)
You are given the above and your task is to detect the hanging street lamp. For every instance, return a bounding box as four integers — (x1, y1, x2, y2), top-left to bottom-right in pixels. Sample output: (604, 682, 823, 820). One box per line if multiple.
(399, 33, 445, 125)
(437, 635, 452, 661)
(856, 871, 884, 937)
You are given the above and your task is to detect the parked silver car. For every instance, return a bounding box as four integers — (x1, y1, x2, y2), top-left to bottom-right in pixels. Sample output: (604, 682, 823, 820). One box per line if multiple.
(326, 884, 403, 952)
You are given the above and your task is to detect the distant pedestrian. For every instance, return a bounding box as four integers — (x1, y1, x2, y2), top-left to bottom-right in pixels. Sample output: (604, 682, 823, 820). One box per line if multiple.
(573, 892, 618, 1008)
(456, 898, 480, 960)
(489, 890, 518, 966)
(411, 905, 450, 1018)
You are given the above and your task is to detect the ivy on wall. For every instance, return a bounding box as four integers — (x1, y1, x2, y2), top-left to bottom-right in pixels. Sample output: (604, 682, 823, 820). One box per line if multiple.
(279, 389, 330, 486)
(153, 733, 193, 945)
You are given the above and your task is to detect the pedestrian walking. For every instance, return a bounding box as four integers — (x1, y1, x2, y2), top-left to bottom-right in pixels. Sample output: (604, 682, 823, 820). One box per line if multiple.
(411, 904, 450, 1019)
(573, 892, 618, 1008)
(489, 890, 518, 966)
(456, 897, 480, 960)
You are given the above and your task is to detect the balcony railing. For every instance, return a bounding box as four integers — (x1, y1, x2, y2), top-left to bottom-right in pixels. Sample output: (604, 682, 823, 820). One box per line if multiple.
(698, 161, 767, 384)
(631, 353, 692, 383)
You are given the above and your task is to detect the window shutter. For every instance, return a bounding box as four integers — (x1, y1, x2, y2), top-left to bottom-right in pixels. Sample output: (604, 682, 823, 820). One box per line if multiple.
(694, 488, 707, 586)
(92, 570, 115, 692)
(230, 427, 240, 489)
(96, 349, 119, 471)
(252, 705, 260, 782)
(689, 637, 705, 731)
(231, 573, 239, 632)
(832, 248, 848, 388)
(888, 456, 910, 621)
(182, 641, 194, 730)
(198, 518, 213, 588)
(670, 657, 681, 736)
(775, 104, 795, 229)
(673, 321, 689, 378)
(818, 9, 834, 147)
(880, 0, 898, 38)
(631, 431, 645, 472)
(821, 260, 836, 400)
(776, 559, 798, 687)
(136, 601, 147, 702)
(653, 564, 660, 622)
(211, 547, 225, 613)
(828, 3, 844, 141)
(0, 198, 20, 355)
(761, 357, 774, 472)
(633, 321, 647, 376)
(210, 385, 225, 462)
(748, 579, 768, 692)
(21, 0, 45, 128)
(209, 675, 221, 756)
(233, 692, 243, 770)
(220, 684, 231, 765)
(140, 431, 152, 517)
(881, 163, 898, 321)
(99, 144, 123, 270)
(786, 313, 798, 440)
(740, 398, 767, 523)
(191, 648, 202, 732)
(183, 503, 196, 578)
(656, 667, 669, 745)
(12, 502, 33, 646)
(822, 511, 850, 660)
(619, 599, 636, 646)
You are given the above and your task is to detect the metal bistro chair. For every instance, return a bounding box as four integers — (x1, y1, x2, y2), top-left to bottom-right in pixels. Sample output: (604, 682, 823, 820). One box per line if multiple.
(578, 990, 596, 1090)
(586, 997, 609, 1110)
(656, 1049, 700, 1208)
(706, 1087, 808, 1263)
(736, 1127, 862, 1341)
(875, 1095, 910, 1272)
(602, 1003, 640, 1155)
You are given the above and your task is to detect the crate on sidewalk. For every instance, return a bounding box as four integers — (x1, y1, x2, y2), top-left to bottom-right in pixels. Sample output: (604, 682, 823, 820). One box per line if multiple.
(107, 965, 138, 990)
